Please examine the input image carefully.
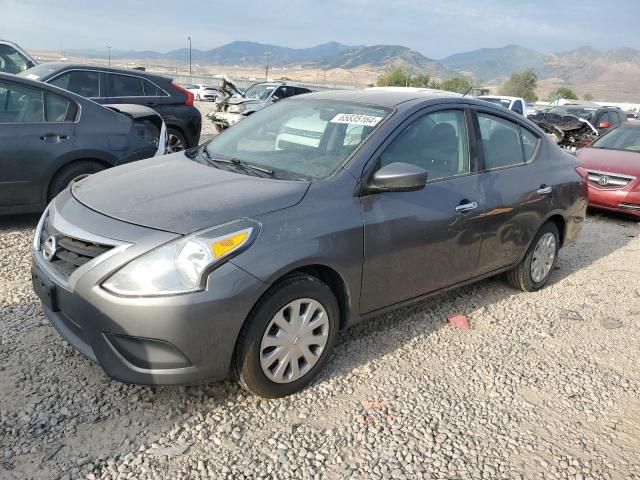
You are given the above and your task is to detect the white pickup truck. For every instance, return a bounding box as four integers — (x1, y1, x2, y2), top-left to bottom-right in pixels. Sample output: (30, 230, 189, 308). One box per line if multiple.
(477, 95, 527, 118)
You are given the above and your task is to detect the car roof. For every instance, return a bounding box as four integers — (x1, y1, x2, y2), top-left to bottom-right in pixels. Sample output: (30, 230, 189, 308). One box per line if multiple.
(32, 62, 172, 82)
(478, 95, 521, 101)
(294, 89, 468, 107)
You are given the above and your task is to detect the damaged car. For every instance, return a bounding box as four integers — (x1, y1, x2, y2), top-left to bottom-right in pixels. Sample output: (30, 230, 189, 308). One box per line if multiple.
(529, 104, 626, 150)
(0, 72, 165, 215)
(209, 80, 313, 132)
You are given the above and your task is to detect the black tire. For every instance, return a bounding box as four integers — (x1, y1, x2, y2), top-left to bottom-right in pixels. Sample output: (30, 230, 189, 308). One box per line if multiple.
(507, 222, 560, 292)
(234, 273, 340, 398)
(166, 128, 187, 153)
(48, 161, 106, 201)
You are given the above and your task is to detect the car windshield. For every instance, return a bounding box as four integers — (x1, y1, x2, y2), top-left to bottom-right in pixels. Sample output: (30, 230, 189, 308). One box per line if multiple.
(0, 44, 30, 74)
(548, 106, 597, 121)
(244, 84, 277, 100)
(204, 99, 392, 180)
(481, 98, 511, 109)
(591, 125, 640, 153)
(17, 64, 59, 80)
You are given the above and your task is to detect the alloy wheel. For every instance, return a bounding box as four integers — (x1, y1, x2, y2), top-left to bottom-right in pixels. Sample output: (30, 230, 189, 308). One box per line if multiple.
(259, 298, 330, 384)
(530, 232, 556, 283)
(166, 133, 185, 153)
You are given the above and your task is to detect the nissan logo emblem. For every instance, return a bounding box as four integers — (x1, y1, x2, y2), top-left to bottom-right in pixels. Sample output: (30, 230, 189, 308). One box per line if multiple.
(598, 176, 610, 186)
(42, 236, 57, 262)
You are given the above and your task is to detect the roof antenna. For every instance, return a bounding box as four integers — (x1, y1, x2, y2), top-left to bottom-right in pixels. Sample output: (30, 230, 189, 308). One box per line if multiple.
(463, 86, 473, 97)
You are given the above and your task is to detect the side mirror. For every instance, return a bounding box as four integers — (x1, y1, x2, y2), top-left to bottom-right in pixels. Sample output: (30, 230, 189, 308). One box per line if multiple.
(366, 162, 427, 194)
(27, 60, 35, 69)
(598, 120, 610, 129)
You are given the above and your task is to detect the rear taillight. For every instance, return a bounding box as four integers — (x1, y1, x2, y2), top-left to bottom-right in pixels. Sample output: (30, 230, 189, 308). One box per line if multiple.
(171, 82, 194, 106)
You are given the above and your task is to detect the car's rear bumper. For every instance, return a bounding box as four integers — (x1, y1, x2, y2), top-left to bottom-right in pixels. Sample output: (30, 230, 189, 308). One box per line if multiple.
(588, 186, 640, 217)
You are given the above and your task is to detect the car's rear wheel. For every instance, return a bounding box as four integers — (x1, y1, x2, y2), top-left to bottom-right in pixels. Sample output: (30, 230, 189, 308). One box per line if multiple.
(507, 222, 560, 292)
(166, 128, 187, 153)
(48, 161, 106, 201)
(234, 273, 339, 398)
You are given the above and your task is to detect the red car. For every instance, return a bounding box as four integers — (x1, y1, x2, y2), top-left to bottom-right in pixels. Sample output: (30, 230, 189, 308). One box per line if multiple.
(577, 123, 640, 217)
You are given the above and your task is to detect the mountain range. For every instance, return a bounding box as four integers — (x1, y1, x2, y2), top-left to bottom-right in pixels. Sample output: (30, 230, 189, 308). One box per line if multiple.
(64, 41, 640, 100)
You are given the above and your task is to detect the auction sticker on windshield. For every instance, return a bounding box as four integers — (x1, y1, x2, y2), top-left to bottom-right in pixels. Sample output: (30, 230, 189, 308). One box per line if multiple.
(330, 113, 383, 127)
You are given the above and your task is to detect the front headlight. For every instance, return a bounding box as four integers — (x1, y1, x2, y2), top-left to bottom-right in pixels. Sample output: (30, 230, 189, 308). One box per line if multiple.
(102, 219, 259, 297)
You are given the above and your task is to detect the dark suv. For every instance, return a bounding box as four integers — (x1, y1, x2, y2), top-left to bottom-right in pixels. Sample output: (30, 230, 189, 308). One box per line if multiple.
(19, 64, 201, 151)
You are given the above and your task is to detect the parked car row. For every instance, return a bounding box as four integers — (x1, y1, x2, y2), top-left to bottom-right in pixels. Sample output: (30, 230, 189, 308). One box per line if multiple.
(0, 72, 166, 215)
(19, 63, 202, 152)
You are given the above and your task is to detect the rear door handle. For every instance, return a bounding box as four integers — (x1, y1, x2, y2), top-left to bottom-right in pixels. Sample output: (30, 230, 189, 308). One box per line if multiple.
(537, 185, 553, 195)
(456, 201, 479, 213)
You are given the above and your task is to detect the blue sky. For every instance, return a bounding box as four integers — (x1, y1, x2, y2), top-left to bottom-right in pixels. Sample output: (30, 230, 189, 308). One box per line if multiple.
(3, 0, 639, 58)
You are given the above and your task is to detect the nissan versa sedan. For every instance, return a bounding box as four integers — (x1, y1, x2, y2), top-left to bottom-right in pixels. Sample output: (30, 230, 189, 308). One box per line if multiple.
(32, 90, 587, 398)
(577, 123, 640, 217)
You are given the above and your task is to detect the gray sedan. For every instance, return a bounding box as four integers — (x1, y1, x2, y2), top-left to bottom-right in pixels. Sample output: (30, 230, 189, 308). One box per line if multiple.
(32, 90, 588, 397)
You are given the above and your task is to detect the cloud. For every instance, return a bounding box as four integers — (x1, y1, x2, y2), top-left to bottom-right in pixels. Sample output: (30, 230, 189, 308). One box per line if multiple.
(2, 0, 639, 58)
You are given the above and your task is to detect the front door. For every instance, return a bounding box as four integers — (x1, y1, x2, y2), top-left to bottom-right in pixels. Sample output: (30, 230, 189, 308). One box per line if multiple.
(360, 108, 486, 314)
(0, 80, 75, 206)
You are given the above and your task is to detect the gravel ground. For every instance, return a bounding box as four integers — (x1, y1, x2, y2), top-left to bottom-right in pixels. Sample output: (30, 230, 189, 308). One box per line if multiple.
(1, 211, 640, 480)
(196, 101, 220, 141)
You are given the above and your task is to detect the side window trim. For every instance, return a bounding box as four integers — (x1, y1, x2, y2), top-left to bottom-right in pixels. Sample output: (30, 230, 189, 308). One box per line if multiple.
(362, 105, 478, 186)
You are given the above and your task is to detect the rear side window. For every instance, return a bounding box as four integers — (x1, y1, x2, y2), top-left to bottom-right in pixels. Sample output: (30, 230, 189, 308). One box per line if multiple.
(50, 70, 100, 98)
(142, 79, 167, 97)
(0, 81, 75, 123)
(520, 128, 540, 161)
(107, 74, 144, 97)
(512, 101, 524, 115)
(598, 112, 610, 125)
(478, 113, 525, 169)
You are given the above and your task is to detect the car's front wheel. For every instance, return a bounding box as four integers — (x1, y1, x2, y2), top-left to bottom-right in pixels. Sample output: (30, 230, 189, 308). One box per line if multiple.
(234, 273, 339, 398)
(507, 222, 560, 292)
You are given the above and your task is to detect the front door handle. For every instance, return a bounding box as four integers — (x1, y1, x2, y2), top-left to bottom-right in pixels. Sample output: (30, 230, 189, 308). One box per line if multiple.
(456, 201, 479, 213)
(537, 185, 553, 195)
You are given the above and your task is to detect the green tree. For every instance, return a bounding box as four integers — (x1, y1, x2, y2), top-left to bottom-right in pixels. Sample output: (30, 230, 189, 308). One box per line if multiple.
(441, 77, 473, 94)
(499, 68, 538, 102)
(547, 86, 578, 101)
(377, 68, 441, 88)
(377, 67, 410, 87)
(583, 92, 594, 101)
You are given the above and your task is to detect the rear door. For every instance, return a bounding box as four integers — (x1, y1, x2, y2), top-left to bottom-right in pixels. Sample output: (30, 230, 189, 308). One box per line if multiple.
(473, 109, 551, 273)
(0, 80, 76, 206)
(48, 69, 104, 102)
(360, 106, 486, 313)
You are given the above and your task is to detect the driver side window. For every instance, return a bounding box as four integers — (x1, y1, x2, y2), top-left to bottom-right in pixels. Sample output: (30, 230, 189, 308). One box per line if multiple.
(380, 110, 470, 181)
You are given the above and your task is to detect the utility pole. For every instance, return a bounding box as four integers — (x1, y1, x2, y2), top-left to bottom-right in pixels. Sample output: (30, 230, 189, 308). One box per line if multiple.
(264, 50, 270, 81)
(106, 46, 111, 66)
(188, 36, 192, 77)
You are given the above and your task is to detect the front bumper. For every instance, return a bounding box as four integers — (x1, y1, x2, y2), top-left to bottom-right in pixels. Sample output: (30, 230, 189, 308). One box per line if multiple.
(211, 112, 244, 128)
(31, 193, 267, 385)
(588, 185, 640, 218)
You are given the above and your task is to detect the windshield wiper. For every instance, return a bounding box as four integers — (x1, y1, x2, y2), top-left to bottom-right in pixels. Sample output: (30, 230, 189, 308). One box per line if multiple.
(204, 151, 275, 178)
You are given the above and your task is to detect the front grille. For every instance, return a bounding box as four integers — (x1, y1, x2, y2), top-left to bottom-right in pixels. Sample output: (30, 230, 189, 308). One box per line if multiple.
(39, 215, 113, 280)
(587, 170, 635, 189)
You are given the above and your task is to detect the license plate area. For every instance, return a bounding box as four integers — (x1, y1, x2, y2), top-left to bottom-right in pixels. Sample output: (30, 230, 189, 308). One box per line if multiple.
(32, 267, 59, 312)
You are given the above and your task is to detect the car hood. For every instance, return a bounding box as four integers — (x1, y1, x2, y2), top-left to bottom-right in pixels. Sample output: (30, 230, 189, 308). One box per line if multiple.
(71, 153, 310, 234)
(228, 97, 267, 107)
(577, 148, 640, 177)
